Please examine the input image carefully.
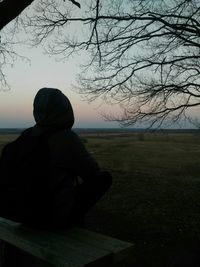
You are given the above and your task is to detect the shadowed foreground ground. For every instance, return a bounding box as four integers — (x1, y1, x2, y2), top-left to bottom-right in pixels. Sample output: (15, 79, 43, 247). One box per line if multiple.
(83, 132, 200, 267)
(1, 132, 200, 267)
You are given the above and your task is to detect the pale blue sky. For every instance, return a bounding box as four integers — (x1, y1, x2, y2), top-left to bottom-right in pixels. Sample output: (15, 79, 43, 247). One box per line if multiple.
(0, 0, 122, 128)
(0, 39, 121, 128)
(0, 1, 199, 129)
(0, 40, 198, 129)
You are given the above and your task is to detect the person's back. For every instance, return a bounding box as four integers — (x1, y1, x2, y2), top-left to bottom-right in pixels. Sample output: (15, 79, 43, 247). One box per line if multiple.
(0, 87, 112, 230)
(0, 127, 54, 226)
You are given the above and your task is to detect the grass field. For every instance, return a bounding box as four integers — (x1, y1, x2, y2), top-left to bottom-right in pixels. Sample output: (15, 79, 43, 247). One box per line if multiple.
(1, 132, 200, 267)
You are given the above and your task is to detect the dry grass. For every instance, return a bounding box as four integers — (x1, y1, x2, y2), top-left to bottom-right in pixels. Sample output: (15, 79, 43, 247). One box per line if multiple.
(83, 132, 200, 267)
(1, 132, 200, 266)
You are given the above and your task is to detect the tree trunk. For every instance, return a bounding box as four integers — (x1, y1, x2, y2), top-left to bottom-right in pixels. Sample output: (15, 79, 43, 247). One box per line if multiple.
(0, 0, 35, 31)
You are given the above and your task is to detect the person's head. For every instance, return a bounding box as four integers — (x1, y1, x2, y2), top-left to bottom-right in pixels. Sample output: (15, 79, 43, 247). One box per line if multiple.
(33, 87, 74, 129)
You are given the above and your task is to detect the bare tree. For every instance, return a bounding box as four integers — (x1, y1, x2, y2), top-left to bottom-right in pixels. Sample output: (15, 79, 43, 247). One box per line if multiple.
(0, 0, 80, 31)
(0, 0, 80, 90)
(0, 0, 33, 89)
(0, 0, 35, 31)
(0, 14, 24, 90)
(26, 0, 200, 127)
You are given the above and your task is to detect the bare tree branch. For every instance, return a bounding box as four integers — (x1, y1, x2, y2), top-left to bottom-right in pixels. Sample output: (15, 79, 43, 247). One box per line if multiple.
(0, 0, 81, 31)
(2, 0, 200, 127)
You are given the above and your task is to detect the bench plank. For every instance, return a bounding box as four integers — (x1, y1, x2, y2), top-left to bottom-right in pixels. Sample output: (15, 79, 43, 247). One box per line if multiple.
(56, 228, 134, 263)
(0, 217, 134, 267)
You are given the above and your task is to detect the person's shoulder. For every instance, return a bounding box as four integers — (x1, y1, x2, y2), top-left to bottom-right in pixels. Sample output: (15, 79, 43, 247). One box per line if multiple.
(66, 129, 80, 138)
(47, 129, 83, 154)
(16, 127, 34, 143)
(60, 129, 83, 144)
(48, 128, 79, 142)
(19, 127, 33, 137)
(54, 128, 78, 138)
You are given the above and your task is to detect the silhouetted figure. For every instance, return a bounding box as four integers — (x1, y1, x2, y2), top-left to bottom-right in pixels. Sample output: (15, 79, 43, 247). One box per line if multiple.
(0, 87, 112, 229)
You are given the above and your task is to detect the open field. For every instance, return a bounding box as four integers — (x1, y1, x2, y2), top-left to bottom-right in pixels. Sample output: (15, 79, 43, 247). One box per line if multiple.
(1, 132, 200, 266)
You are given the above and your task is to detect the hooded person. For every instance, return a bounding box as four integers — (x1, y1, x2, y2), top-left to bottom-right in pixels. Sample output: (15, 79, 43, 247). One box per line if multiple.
(33, 88, 112, 228)
(0, 87, 112, 229)
(33, 87, 74, 130)
(0, 88, 112, 267)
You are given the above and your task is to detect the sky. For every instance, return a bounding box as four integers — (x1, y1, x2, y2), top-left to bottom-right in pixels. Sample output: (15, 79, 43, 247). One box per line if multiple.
(1, 41, 197, 130)
(0, 31, 120, 129)
(0, 1, 199, 129)
(0, 0, 122, 129)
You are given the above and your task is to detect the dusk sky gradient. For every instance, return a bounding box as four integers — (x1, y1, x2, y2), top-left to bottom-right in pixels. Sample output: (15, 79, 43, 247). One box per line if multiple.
(0, 1, 199, 129)
(0, 38, 120, 129)
(0, 0, 122, 129)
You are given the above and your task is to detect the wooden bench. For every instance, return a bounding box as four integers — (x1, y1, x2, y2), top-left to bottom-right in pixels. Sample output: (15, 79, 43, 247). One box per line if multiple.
(0, 217, 134, 267)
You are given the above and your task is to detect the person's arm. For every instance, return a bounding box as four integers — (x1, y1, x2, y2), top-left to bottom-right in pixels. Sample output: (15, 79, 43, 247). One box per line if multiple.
(69, 131, 101, 181)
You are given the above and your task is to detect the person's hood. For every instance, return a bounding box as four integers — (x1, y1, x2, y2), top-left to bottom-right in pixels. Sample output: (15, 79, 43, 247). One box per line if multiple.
(33, 87, 74, 129)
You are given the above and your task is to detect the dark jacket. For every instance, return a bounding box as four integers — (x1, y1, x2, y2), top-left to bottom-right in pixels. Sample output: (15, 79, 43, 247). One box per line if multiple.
(0, 88, 102, 228)
(32, 88, 101, 226)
